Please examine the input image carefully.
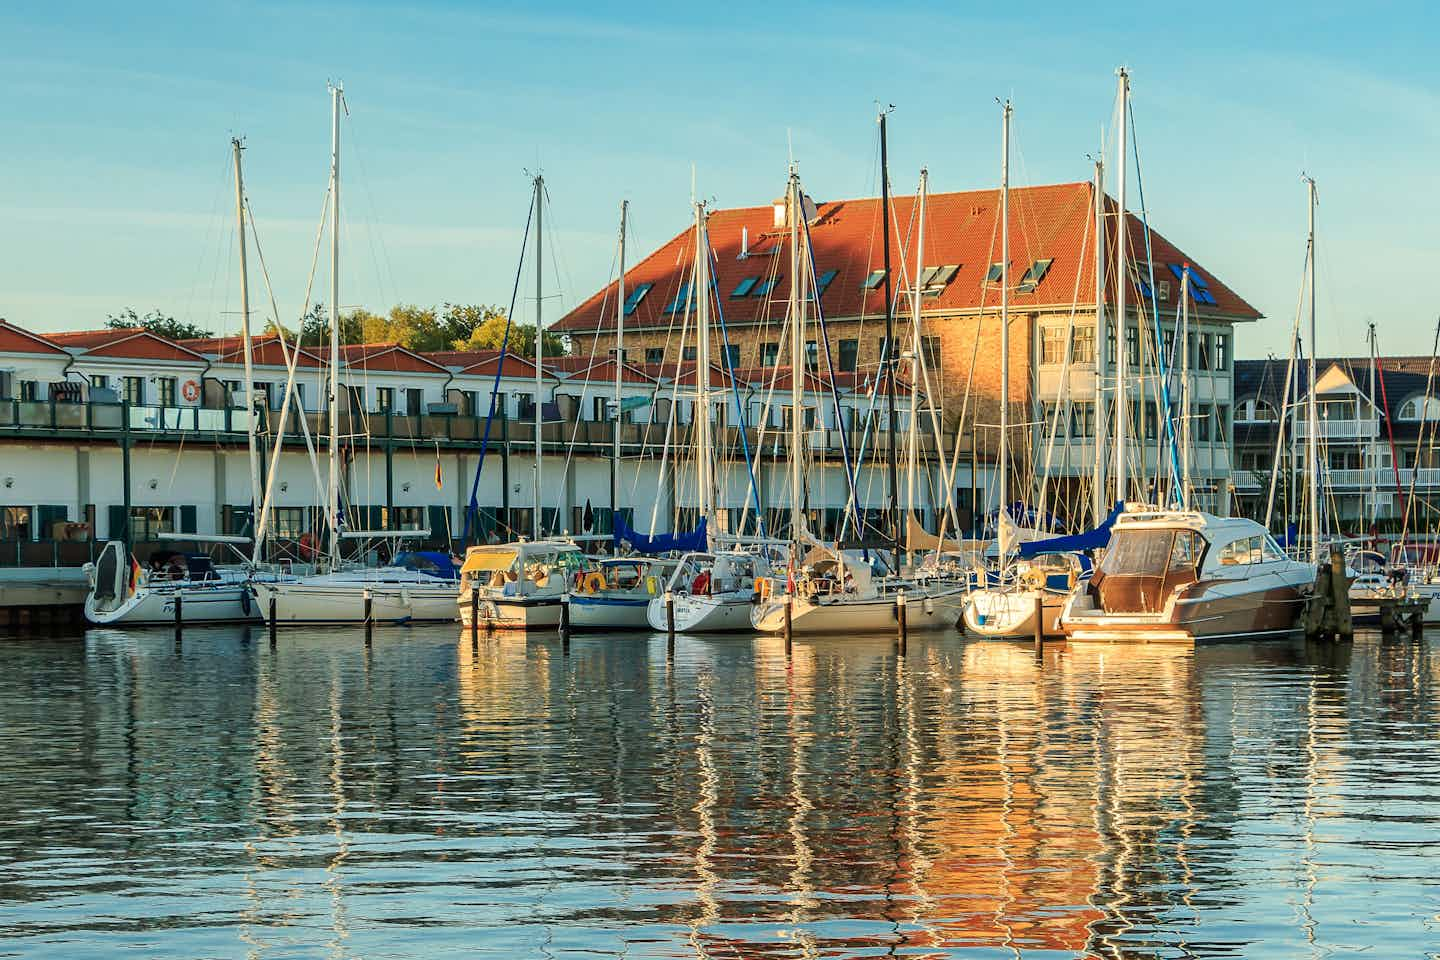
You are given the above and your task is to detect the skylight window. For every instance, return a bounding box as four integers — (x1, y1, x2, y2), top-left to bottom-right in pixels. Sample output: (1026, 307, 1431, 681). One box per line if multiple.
(814, 269, 838, 299)
(622, 282, 653, 315)
(1166, 263, 1218, 305)
(731, 277, 758, 298)
(919, 264, 960, 298)
(1017, 259, 1052, 292)
(862, 270, 886, 290)
(985, 262, 1005, 283)
(753, 276, 782, 297)
(662, 282, 693, 315)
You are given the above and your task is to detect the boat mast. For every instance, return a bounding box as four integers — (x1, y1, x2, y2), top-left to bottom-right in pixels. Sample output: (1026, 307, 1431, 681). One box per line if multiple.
(1180, 264, 1192, 509)
(907, 169, 928, 540)
(787, 169, 805, 546)
(999, 99, 1011, 571)
(611, 200, 627, 541)
(694, 200, 714, 530)
(1305, 175, 1320, 564)
(326, 83, 343, 568)
(1368, 321, 1378, 524)
(1114, 69, 1130, 510)
(1091, 157, 1107, 526)
(533, 173, 544, 541)
(231, 137, 261, 544)
(879, 108, 900, 572)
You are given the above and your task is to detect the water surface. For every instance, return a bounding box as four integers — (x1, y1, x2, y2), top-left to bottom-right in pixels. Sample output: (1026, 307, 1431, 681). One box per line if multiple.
(1, 626, 1438, 958)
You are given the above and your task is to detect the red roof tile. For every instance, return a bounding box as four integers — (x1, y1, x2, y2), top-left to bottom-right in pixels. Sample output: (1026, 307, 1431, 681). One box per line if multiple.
(555, 183, 1261, 335)
(338, 343, 450, 374)
(0, 320, 67, 356)
(179, 335, 323, 367)
(46, 328, 207, 362)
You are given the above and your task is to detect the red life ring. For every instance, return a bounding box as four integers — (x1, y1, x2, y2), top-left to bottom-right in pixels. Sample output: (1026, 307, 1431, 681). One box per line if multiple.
(181, 379, 201, 403)
(299, 532, 317, 560)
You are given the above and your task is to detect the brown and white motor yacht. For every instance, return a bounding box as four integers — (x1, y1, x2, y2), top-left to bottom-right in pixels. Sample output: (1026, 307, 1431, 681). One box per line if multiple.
(1060, 511, 1315, 643)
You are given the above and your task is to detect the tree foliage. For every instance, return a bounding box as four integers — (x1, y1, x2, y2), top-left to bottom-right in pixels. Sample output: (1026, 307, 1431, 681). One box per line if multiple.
(259, 301, 565, 355)
(106, 308, 212, 342)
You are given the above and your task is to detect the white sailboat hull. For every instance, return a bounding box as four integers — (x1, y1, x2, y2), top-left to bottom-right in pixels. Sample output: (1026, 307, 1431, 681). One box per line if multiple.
(85, 581, 258, 625)
(962, 588, 1065, 638)
(646, 592, 755, 633)
(752, 590, 959, 635)
(567, 594, 651, 631)
(252, 571, 459, 624)
(457, 590, 563, 631)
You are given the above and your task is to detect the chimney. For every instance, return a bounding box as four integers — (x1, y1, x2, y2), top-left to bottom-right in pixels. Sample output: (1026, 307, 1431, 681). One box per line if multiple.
(739, 226, 748, 259)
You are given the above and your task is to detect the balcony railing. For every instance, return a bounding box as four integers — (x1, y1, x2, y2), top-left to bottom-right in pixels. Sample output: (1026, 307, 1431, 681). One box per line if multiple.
(1293, 417, 1379, 439)
(0, 399, 950, 459)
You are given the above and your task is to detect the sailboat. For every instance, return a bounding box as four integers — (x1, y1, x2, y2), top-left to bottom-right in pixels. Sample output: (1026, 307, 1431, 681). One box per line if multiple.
(455, 173, 594, 630)
(643, 196, 777, 634)
(750, 129, 963, 637)
(85, 138, 275, 625)
(249, 86, 459, 625)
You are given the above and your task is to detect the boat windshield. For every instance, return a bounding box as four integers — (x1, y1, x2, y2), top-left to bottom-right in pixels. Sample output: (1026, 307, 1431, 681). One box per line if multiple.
(1102, 529, 1205, 577)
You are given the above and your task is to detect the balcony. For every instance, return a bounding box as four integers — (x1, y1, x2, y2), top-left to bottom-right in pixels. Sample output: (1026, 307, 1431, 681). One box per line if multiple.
(1293, 417, 1379, 440)
(0, 399, 951, 461)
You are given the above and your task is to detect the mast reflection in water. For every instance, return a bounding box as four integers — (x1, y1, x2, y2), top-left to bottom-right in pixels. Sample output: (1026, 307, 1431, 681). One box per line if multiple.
(1, 627, 1437, 957)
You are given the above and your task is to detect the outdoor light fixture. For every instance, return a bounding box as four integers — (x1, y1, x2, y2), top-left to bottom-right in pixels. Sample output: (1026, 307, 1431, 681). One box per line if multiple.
(401, 481, 411, 493)
(2, 477, 12, 488)
(148, 479, 158, 490)
(279, 481, 288, 493)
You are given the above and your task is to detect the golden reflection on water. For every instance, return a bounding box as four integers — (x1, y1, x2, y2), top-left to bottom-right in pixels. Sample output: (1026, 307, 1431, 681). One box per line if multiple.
(3, 627, 1435, 958)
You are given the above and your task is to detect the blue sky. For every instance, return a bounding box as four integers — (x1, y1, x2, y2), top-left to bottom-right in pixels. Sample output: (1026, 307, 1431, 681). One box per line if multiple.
(2, 1, 1435, 359)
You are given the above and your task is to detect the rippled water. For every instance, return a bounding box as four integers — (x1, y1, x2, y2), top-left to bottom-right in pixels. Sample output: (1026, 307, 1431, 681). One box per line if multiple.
(1, 626, 1438, 958)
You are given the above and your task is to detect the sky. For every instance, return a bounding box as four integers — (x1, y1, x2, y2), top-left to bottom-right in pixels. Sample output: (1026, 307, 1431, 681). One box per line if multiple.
(2, 1, 1437, 360)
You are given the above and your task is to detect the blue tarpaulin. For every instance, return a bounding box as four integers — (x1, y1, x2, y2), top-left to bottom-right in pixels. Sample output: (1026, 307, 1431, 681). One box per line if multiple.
(614, 515, 708, 555)
(1016, 502, 1124, 559)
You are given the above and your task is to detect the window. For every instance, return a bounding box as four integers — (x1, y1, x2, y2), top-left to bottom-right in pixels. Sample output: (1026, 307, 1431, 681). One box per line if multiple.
(1215, 333, 1229, 371)
(376, 387, 395, 412)
(1215, 404, 1230, 444)
(153, 377, 175, 406)
(985, 262, 1005, 283)
(862, 270, 886, 290)
(1197, 332, 1212, 371)
(406, 388, 423, 417)
(681, 346, 697, 362)
(761, 342, 780, 367)
(270, 507, 308, 540)
(1401, 396, 1440, 420)
(1071, 326, 1095, 364)
(0, 371, 10, 399)
(20, 380, 39, 401)
(814, 269, 838, 299)
(461, 390, 478, 416)
(1125, 327, 1140, 366)
(1106, 324, 1117, 364)
(838, 339, 859, 373)
(622, 283, 653, 315)
(0, 506, 31, 540)
(723, 344, 740, 369)
(91, 375, 109, 393)
(1163, 328, 1175, 366)
(753, 276, 781, 297)
(805, 340, 818, 370)
(921, 336, 940, 368)
(123, 376, 145, 405)
(347, 385, 366, 412)
(919, 264, 960, 297)
(1017, 258, 1053, 293)
(491, 392, 507, 418)
(876, 336, 898, 362)
(1217, 536, 1264, 566)
(517, 394, 536, 420)
(1196, 403, 1212, 442)
(662, 282, 693, 315)
(645, 347, 664, 365)
(1040, 327, 1066, 365)
(130, 506, 175, 541)
(731, 277, 758, 298)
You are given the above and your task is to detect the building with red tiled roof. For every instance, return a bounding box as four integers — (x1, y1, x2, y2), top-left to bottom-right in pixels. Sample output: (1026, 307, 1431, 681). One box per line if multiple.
(557, 180, 1260, 511)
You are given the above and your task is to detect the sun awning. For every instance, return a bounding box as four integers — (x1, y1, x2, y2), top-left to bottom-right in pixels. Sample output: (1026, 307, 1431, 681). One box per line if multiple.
(461, 549, 519, 574)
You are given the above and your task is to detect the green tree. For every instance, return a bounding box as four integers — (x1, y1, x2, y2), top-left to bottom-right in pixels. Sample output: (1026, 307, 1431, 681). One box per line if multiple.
(106, 308, 211, 342)
(452, 311, 565, 356)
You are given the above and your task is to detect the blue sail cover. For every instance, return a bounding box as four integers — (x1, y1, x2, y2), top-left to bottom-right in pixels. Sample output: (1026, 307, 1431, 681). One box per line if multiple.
(614, 515, 708, 555)
(1017, 501, 1124, 559)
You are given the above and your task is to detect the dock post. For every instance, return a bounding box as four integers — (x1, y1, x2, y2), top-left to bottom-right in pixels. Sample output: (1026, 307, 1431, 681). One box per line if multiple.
(1329, 549, 1353, 639)
(560, 597, 571, 655)
(896, 590, 907, 655)
(665, 591, 675, 639)
(174, 592, 183, 642)
(268, 595, 277, 647)
(363, 589, 373, 646)
(1033, 595, 1045, 658)
(469, 589, 479, 647)
(783, 595, 793, 655)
